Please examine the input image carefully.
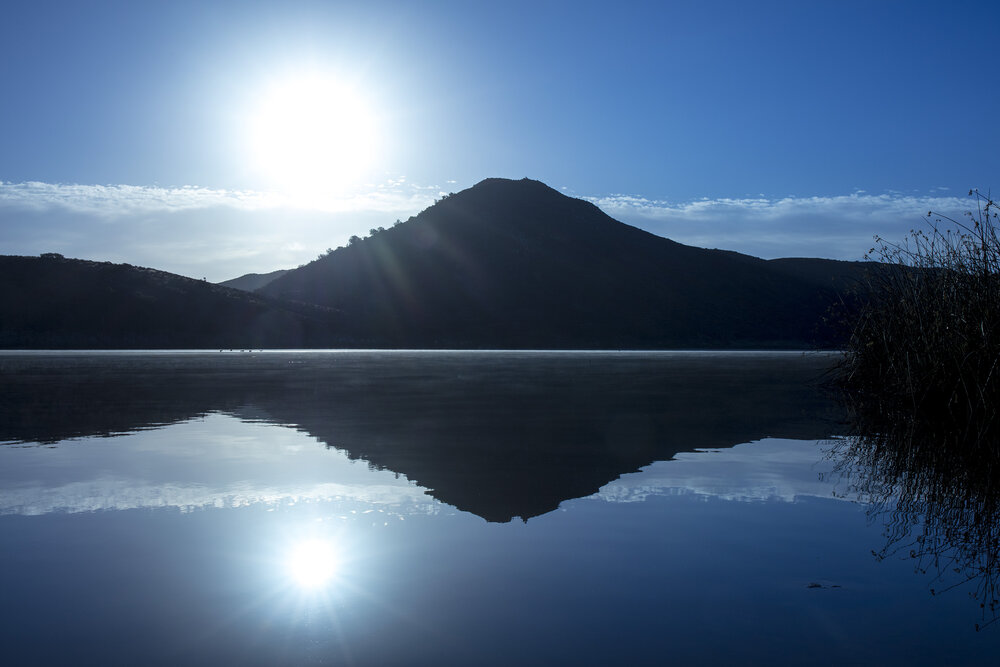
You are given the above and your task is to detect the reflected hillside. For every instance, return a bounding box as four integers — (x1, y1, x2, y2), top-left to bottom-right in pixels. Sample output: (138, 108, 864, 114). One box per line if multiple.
(1, 351, 845, 521)
(831, 398, 1000, 630)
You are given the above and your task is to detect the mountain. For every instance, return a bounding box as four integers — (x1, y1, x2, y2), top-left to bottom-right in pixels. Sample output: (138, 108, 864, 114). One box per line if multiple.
(1, 178, 871, 349)
(218, 269, 289, 292)
(0, 255, 344, 348)
(766, 256, 869, 292)
(260, 178, 864, 348)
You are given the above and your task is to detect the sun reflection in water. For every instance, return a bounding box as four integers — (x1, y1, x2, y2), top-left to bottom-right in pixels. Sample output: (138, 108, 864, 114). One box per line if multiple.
(286, 538, 340, 589)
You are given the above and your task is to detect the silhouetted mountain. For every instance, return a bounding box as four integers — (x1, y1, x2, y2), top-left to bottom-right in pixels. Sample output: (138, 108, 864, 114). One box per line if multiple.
(260, 178, 861, 348)
(2, 179, 872, 349)
(0, 255, 344, 348)
(0, 351, 844, 522)
(218, 268, 289, 292)
(766, 257, 870, 292)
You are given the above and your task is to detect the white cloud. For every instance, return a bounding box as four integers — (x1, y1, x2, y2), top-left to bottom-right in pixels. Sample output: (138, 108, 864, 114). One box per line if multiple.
(0, 179, 439, 280)
(0, 178, 982, 280)
(0, 179, 437, 216)
(587, 190, 976, 260)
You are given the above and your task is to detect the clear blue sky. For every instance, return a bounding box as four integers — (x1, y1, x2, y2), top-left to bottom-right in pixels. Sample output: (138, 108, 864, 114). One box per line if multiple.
(2, 0, 997, 280)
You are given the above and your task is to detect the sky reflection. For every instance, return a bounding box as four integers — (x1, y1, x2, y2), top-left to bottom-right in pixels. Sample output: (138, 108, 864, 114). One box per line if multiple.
(0, 413, 440, 517)
(595, 438, 845, 505)
(3, 392, 995, 663)
(4, 353, 998, 664)
(0, 411, 845, 519)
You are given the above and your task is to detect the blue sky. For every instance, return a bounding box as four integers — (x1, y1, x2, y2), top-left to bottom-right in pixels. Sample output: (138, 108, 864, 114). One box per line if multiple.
(2, 0, 997, 281)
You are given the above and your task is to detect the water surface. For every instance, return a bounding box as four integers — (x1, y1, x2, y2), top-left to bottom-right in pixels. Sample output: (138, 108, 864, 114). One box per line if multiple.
(1, 351, 995, 665)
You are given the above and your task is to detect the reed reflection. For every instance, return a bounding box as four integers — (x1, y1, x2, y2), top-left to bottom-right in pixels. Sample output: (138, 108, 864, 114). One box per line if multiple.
(830, 396, 1000, 630)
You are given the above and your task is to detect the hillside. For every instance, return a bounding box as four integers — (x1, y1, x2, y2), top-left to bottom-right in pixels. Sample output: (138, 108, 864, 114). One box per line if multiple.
(0, 255, 343, 348)
(260, 178, 860, 348)
(218, 268, 289, 292)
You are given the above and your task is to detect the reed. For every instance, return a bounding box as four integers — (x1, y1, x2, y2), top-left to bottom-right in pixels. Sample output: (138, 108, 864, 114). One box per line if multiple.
(837, 189, 1000, 444)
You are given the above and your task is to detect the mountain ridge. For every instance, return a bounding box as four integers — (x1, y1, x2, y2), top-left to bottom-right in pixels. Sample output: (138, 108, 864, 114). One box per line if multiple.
(1, 177, 870, 349)
(0, 254, 346, 348)
(218, 268, 290, 292)
(259, 177, 863, 348)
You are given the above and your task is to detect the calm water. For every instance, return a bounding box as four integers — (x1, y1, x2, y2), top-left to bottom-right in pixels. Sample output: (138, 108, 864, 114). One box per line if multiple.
(0, 351, 996, 665)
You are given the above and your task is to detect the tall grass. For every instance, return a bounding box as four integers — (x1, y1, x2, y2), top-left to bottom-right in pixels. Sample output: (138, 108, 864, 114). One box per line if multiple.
(838, 189, 1000, 443)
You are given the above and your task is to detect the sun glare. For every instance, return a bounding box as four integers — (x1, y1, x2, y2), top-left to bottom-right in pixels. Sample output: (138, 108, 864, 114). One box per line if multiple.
(247, 71, 380, 199)
(287, 538, 340, 589)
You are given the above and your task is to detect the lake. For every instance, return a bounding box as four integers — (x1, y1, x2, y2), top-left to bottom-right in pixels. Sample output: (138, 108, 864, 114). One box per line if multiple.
(0, 351, 996, 665)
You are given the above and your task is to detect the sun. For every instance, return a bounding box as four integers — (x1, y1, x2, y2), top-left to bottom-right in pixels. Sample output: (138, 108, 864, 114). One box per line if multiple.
(286, 538, 340, 589)
(247, 71, 380, 199)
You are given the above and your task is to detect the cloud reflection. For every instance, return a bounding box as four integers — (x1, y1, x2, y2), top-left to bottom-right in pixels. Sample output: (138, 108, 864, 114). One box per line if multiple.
(0, 419, 845, 520)
(0, 478, 439, 517)
(0, 413, 441, 518)
(593, 439, 843, 505)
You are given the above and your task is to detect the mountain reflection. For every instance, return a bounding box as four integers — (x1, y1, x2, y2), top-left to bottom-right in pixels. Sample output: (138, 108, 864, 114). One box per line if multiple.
(830, 399, 1000, 630)
(1, 351, 844, 522)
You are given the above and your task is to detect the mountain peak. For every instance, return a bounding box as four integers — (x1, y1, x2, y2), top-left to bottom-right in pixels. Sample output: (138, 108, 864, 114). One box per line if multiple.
(469, 176, 557, 191)
(415, 177, 611, 240)
(457, 177, 575, 204)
